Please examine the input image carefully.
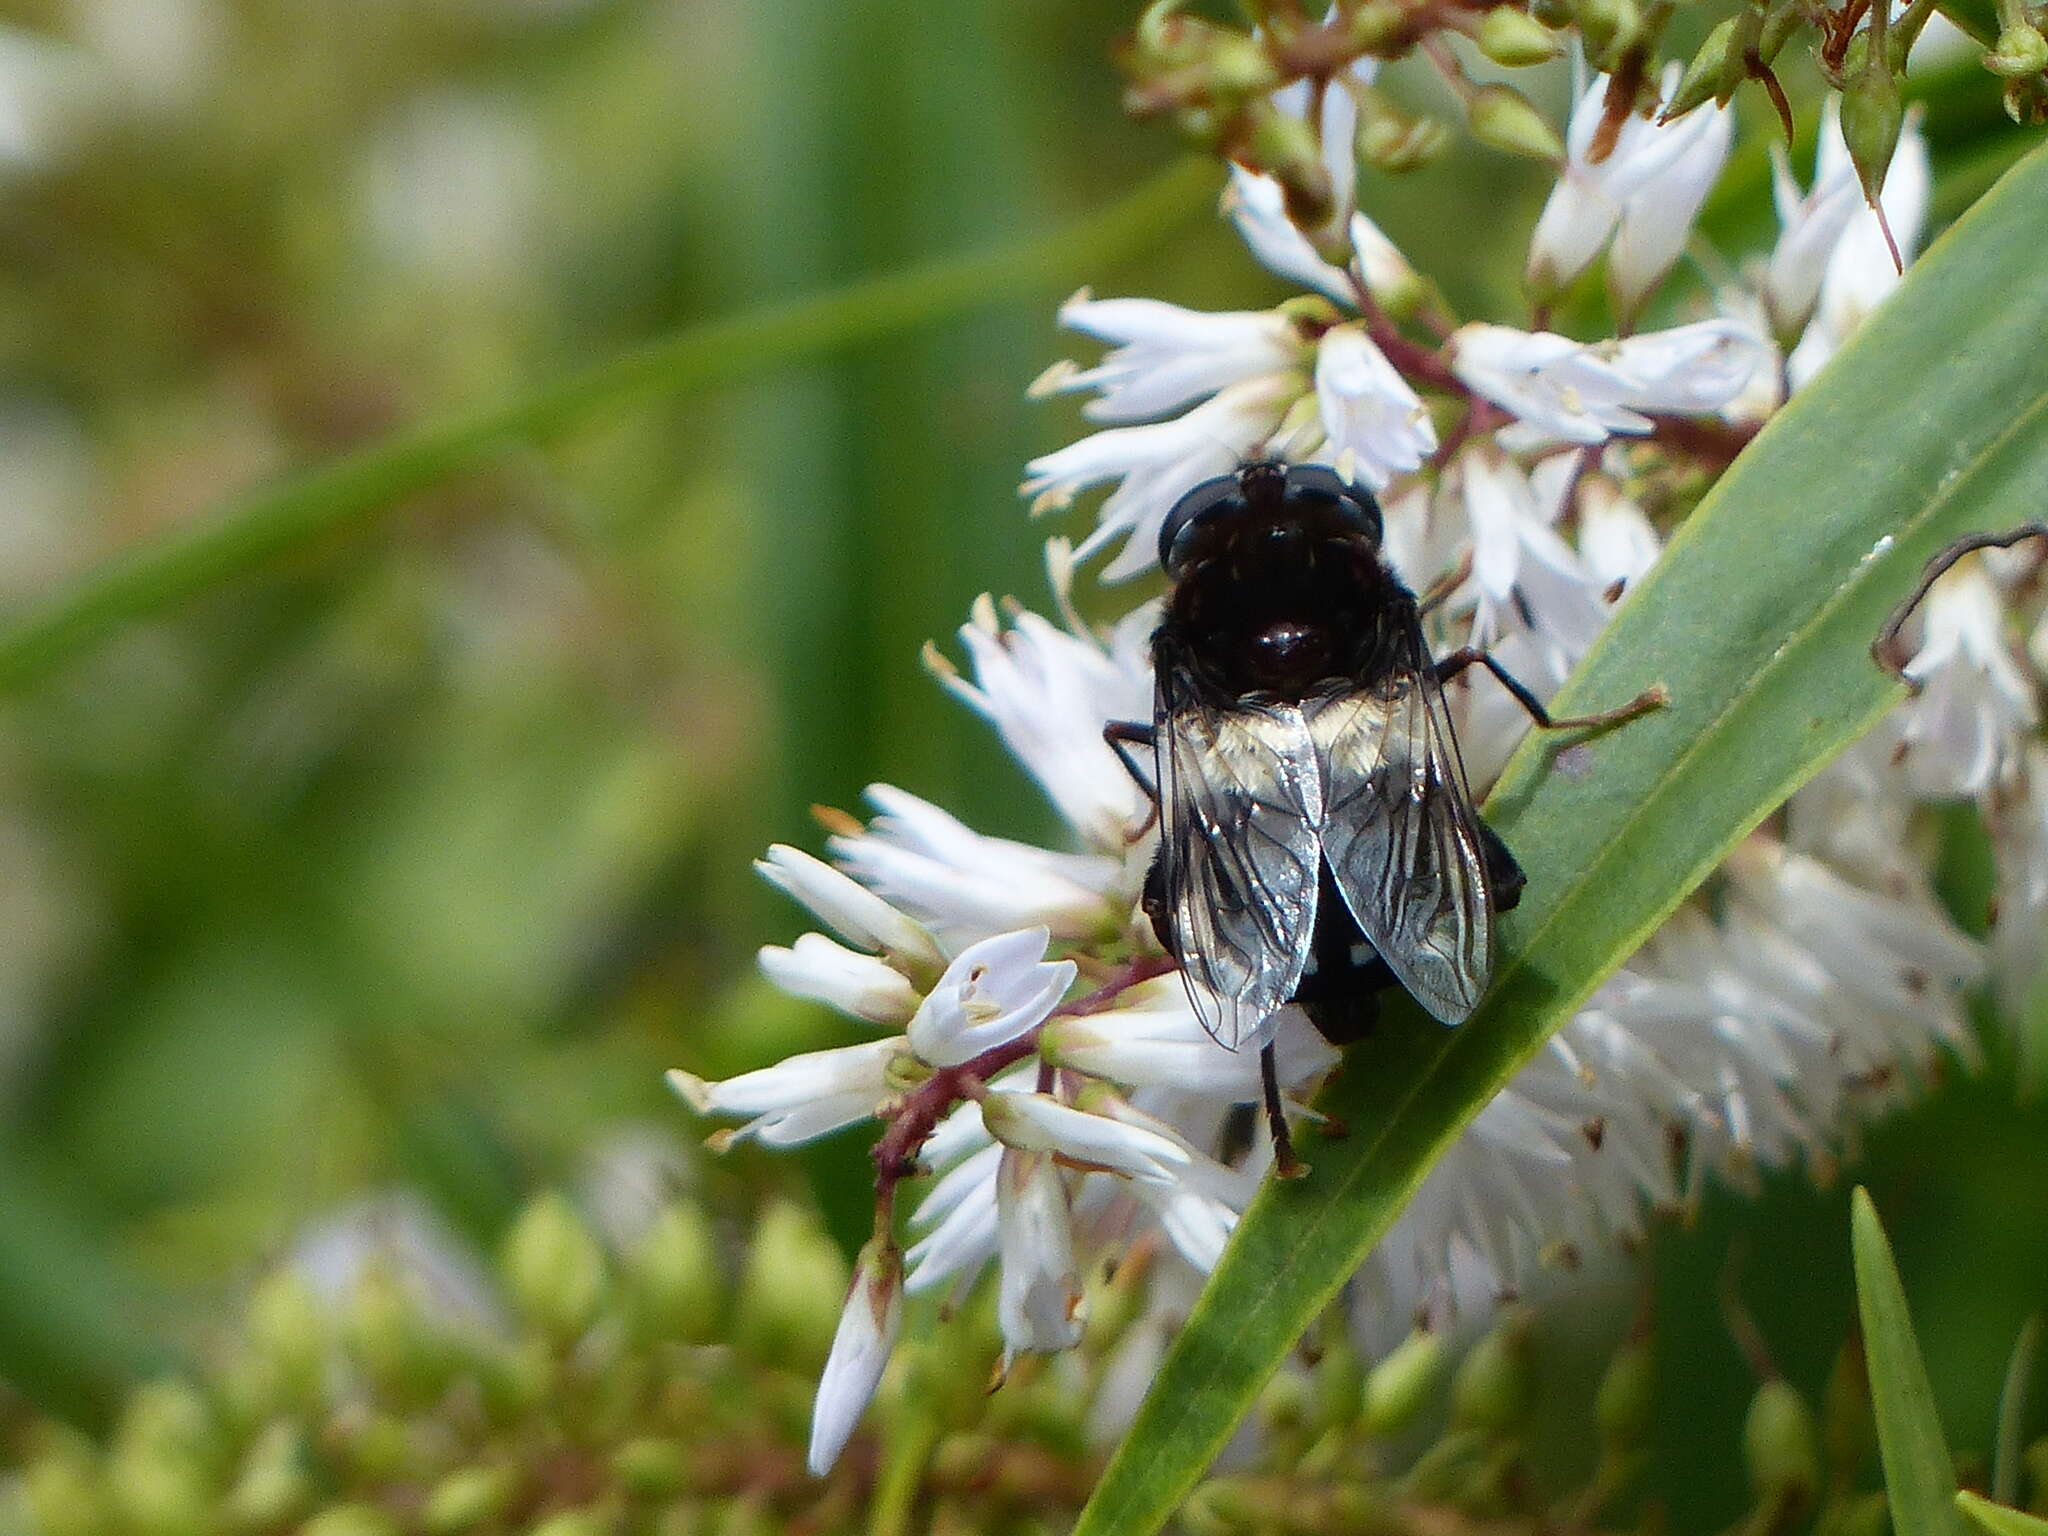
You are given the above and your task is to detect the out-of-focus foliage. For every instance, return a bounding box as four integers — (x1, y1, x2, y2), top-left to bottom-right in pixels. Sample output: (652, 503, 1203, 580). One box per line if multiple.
(0, 1, 2042, 1530)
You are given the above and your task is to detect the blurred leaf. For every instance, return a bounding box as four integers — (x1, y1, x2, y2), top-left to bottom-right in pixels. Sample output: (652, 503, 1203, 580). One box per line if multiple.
(1960, 1492, 2048, 1536)
(1072, 141, 2048, 1536)
(0, 157, 1213, 695)
(1996, 1317, 2041, 1503)
(1854, 1188, 1965, 1536)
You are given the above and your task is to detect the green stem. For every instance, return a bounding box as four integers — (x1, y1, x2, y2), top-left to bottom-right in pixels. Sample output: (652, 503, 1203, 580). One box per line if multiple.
(0, 156, 1217, 696)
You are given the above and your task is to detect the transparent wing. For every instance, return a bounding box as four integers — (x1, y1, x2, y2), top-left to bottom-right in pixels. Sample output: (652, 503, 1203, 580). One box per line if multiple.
(1312, 640, 1493, 1025)
(1155, 667, 1324, 1050)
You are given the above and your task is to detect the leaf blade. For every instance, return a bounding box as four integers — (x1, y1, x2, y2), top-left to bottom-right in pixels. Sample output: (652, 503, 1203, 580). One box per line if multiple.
(1853, 1188, 1964, 1536)
(1073, 141, 2048, 1536)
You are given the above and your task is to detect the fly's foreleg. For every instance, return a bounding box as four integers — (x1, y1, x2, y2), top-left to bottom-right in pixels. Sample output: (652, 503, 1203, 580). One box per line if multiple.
(1872, 523, 2048, 681)
(1261, 1041, 1308, 1180)
(1434, 647, 1666, 734)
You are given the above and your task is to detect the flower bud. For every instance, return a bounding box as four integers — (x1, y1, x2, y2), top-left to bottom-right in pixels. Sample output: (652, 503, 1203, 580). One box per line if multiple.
(1576, 0, 1641, 63)
(1245, 105, 1336, 230)
(1451, 1307, 1538, 1432)
(1986, 21, 2048, 76)
(108, 1382, 219, 1536)
(246, 1270, 327, 1411)
(1467, 83, 1566, 161)
(1665, 15, 1747, 118)
(1597, 1338, 1655, 1451)
(1343, 1, 1409, 51)
(304, 1507, 403, 1536)
(613, 1438, 690, 1499)
(1364, 1328, 1445, 1436)
(503, 1193, 608, 1345)
(1743, 1379, 1821, 1509)
(422, 1465, 520, 1533)
(1478, 6, 1563, 66)
(628, 1202, 723, 1344)
(1838, 66, 1904, 210)
(1358, 105, 1451, 173)
(733, 1202, 847, 1370)
(22, 1446, 114, 1536)
(1207, 33, 1283, 94)
(224, 1422, 315, 1530)
(529, 1515, 613, 1536)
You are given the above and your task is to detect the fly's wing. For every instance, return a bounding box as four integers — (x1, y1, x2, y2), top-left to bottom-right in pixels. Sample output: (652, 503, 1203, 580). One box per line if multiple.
(1312, 639, 1493, 1024)
(1155, 668, 1324, 1050)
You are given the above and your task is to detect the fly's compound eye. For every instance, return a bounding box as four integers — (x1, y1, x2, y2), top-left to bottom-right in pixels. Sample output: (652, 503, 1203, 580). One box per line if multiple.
(1158, 473, 1246, 576)
(1285, 463, 1384, 548)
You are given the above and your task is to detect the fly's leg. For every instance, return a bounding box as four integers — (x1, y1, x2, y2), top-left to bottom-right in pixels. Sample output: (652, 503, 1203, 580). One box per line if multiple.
(1261, 1042, 1308, 1180)
(1434, 647, 1666, 734)
(1872, 523, 2048, 680)
(1103, 720, 1162, 837)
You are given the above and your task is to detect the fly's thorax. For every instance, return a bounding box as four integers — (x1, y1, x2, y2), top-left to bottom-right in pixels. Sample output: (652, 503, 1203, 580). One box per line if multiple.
(1162, 526, 1416, 702)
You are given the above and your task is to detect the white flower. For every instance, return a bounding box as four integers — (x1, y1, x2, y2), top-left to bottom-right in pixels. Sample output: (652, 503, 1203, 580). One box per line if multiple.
(1348, 211, 1423, 313)
(981, 1089, 1192, 1184)
(755, 844, 943, 969)
(1022, 372, 1302, 581)
(1526, 65, 1732, 311)
(829, 785, 1128, 945)
(905, 1138, 1002, 1296)
(996, 1149, 1084, 1362)
(668, 1037, 901, 1149)
(808, 1238, 903, 1475)
(1762, 98, 1868, 340)
(1575, 474, 1663, 594)
(1786, 109, 1930, 389)
(1222, 165, 1357, 305)
(758, 932, 920, 1025)
(1455, 447, 1607, 659)
(1313, 323, 1437, 489)
(1989, 749, 2048, 1020)
(1270, 50, 1376, 236)
(1450, 320, 1769, 448)
(932, 595, 1156, 850)
(905, 927, 1076, 1069)
(1033, 291, 1307, 423)
(1893, 559, 2038, 798)
(1041, 977, 1339, 1098)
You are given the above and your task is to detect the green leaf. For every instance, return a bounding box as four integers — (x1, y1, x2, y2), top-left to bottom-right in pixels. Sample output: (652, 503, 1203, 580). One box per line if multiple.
(1853, 1189, 1964, 1536)
(1959, 1492, 2048, 1536)
(1995, 1317, 2040, 1503)
(0, 157, 1214, 696)
(1073, 141, 2048, 1536)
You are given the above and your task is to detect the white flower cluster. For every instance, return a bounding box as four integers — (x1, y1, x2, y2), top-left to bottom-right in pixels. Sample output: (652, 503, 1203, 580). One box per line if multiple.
(675, 66, 2045, 1475)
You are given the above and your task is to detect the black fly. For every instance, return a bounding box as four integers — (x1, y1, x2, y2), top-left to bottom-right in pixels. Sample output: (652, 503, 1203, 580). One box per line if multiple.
(1105, 461, 1662, 1176)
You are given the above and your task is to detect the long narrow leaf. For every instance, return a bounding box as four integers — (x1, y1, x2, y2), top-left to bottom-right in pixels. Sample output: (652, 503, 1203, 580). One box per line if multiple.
(1074, 142, 2048, 1536)
(1853, 1189, 1964, 1536)
(1960, 1492, 2048, 1536)
(0, 158, 1213, 695)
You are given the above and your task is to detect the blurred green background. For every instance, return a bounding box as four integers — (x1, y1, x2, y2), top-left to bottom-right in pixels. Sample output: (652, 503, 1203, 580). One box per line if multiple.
(0, 0, 2041, 1527)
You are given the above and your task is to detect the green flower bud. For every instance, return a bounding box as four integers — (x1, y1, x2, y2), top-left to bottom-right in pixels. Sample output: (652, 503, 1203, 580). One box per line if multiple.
(1467, 84, 1566, 161)
(344, 1265, 449, 1403)
(1364, 1329, 1445, 1436)
(1665, 15, 1747, 118)
(23, 1447, 114, 1536)
(341, 1413, 414, 1484)
(1451, 1308, 1539, 1433)
(1256, 1367, 1313, 1436)
(1986, 21, 2048, 75)
(1358, 107, 1451, 173)
(1478, 7, 1563, 66)
(1837, 67, 1904, 209)
(1344, 2, 1410, 52)
(732, 1202, 846, 1371)
(422, 1465, 520, 1533)
(108, 1382, 220, 1536)
(613, 1438, 691, 1500)
(1207, 34, 1283, 95)
(1744, 1379, 1821, 1508)
(1576, 0, 1640, 62)
(224, 1422, 315, 1531)
(503, 1193, 608, 1345)
(1760, 0, 1804, 59)
(1596, 1339, 1655, 1451)
(246, 1270, 327, 1410)
(304, 1506, 404, 1536)
(629, 1203, 723, 1344)
(1530, 0, 1573, 28)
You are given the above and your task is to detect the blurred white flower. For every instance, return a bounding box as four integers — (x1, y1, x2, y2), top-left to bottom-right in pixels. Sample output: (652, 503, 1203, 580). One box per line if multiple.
(996, 1149, 1084, 1362)
(1894, 559, 2039, 798)
(1762, 99, 1868, 340)
(1223, 164, 1358, 305)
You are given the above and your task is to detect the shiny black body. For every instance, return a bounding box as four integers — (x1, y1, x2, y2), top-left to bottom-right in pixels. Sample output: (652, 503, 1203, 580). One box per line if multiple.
(1142, 461, 1524, 1046)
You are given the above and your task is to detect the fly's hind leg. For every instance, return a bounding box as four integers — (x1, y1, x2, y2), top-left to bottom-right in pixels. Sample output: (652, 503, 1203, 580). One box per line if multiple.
(1261, 1042, 1308, 1181)
(1434, 647, 1666, 735)
(1103, 720, 1162, 838)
